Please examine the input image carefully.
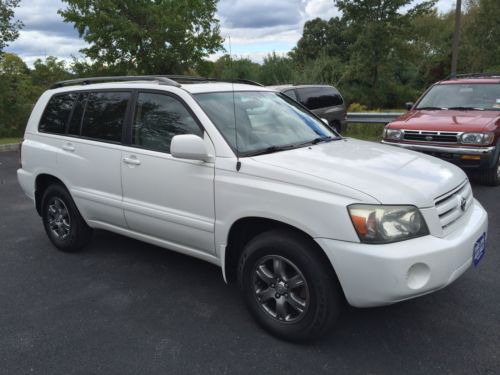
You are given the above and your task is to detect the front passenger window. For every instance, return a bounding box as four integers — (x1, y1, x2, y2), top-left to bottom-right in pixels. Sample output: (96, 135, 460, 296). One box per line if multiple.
(132, 93, 203, 153)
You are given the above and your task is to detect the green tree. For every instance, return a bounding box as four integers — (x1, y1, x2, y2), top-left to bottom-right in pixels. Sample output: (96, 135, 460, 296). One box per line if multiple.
(59, 0, 224, 74)
(335, 0, 436, 107)
(259, 52, 295, 85)
(0, 53, 33, 137)
(31, 56, 72, 92)
(212, 55, 260, 82)
(291, 17, 351, 65)
(0, 0, 23, 52)
(409, 10, 454, 88)
(460, 0, 500, 73)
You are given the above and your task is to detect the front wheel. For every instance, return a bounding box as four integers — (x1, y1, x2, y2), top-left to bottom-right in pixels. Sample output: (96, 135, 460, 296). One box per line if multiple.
(238, 230, 342, 342)
(478, 154, 500, 186)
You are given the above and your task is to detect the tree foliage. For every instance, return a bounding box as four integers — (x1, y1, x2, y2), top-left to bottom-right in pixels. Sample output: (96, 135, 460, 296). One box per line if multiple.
(59, 0, 224, 74)
(0, 0, 23, 52)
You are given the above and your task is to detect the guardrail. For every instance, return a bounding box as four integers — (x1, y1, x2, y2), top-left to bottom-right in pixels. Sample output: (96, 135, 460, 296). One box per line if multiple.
(347, 112, 404, 124)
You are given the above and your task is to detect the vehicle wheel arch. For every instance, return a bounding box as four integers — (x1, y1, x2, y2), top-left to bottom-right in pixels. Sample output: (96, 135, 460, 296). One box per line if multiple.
(223, 216, 341, 290)
(34, 174, 67, 216)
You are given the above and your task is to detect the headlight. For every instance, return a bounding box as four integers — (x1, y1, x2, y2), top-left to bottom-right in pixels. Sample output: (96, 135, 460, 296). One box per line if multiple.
(348, 204, 429, 244)
(383, 128, 402, 140)
(460, 132, 494, 145)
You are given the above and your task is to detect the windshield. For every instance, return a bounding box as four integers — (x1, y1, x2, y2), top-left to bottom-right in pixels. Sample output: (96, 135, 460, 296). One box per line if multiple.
(194, 91, 338, 156)
(416, 83, 500, 110)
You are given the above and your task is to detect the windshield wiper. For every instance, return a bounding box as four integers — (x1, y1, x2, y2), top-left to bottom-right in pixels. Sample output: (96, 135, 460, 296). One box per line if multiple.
(243, 144, 296, 157)
(447, 106, 484, 111)
(244, 136, 338, 157)
(416, 106, 445, 110)
(311, 136, 335, 144)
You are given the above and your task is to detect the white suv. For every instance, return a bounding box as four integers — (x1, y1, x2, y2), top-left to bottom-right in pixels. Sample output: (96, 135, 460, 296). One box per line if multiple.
(18, 76, 488, 341)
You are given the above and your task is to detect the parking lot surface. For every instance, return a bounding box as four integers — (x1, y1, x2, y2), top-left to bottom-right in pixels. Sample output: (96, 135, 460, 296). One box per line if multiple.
(1, 150, 499, 375)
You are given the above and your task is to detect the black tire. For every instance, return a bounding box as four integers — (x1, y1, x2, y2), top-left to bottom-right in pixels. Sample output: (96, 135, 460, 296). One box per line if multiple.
(238, 229, 342, 342)
(478, 155, 500, 186)
(41, 184, 93, 252)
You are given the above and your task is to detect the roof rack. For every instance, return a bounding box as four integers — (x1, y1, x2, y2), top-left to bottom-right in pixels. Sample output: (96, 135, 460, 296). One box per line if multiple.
(50, 75, 182, 89)
(447, 72, 500, 79)
(163, 75, 263, 86)
(50, 75, 264, 89)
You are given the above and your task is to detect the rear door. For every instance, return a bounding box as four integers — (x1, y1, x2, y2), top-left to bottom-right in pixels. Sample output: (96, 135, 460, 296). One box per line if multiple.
(120, 91, 216, 255)
(57, 90, 132, 228)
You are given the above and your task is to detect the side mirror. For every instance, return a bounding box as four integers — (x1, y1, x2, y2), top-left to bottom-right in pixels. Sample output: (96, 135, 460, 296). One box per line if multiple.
(405, 102, 414, 110)
(171, 134, 211, 162)
(321, 118, 329, 125)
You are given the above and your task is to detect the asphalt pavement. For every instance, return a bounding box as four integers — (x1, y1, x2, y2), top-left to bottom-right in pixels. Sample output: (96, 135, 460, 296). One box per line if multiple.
(1, 150, 499, 375)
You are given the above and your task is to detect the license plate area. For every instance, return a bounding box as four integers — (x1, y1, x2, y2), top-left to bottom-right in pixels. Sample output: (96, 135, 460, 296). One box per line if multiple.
(473, 232, 486, 267)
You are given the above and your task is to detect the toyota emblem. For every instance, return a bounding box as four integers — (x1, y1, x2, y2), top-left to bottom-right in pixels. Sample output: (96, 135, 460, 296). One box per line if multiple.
(460, 197, 467, 211)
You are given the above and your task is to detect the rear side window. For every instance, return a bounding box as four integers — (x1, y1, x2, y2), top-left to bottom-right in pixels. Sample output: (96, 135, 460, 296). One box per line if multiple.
(67, 92, 88, 136)
(297, 87, 344, 110)
(39, 93, 78, 134)
(81, 92, 130, 142)
(132, 92, 202, 153)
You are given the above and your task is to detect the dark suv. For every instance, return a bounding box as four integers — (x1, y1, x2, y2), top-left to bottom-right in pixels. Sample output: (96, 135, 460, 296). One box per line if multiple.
(269, 84, 347, 133)
(382, 74, 500, 186)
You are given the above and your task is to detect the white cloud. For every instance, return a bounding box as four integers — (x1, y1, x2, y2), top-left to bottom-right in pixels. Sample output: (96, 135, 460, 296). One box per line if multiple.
(305, 0, 340, 19)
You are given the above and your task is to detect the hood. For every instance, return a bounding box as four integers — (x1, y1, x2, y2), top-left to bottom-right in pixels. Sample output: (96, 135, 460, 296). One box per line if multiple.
(250, 138, 466, 208)
(390, 109, 499, 132)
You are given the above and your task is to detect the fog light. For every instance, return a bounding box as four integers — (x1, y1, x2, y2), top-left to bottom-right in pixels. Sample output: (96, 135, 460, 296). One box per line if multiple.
(406, 263, 430, 290)
(461, 155, 481, 161)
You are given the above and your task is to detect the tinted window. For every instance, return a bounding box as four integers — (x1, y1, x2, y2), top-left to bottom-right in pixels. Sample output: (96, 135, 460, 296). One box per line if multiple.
(39, 93, 78, 134)
(132, 93, 202, 153)
(297, 87, 344, 110)
(81, 92, 130, 142)
(283, 89, 297, 101)
(67, 92, 88, 136)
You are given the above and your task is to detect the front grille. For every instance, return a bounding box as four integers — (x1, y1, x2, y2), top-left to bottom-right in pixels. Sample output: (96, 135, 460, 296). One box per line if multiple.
(403, 130, 460, 143)
(434, 181, 473, 230)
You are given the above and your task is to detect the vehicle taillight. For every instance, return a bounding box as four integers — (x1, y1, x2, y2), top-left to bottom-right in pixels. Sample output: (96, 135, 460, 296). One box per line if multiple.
(19, 138, 24, 169)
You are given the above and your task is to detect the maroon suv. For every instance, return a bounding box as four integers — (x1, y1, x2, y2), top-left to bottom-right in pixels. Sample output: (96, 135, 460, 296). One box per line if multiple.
(382, 74, 500, 186)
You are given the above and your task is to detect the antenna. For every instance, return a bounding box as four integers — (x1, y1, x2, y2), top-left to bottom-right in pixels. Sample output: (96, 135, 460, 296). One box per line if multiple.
(228, 36, 241, 171)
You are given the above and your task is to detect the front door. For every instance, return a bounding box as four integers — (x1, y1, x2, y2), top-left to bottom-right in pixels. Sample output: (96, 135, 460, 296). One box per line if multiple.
(120, 91, 216, 254)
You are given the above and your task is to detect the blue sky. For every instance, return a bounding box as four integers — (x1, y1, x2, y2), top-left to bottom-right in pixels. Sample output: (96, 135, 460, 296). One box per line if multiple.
(6, 0, 457, 67)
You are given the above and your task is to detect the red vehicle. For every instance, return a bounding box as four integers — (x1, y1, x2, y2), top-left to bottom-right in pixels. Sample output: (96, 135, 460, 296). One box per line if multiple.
(382, 74, 500, 186)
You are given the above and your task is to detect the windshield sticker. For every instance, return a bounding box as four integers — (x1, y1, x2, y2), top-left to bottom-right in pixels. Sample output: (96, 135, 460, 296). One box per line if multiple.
(494, 99, 500, 108)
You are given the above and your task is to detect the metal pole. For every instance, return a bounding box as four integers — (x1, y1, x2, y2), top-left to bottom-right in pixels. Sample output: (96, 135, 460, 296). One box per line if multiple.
(450, 0, 462, 78)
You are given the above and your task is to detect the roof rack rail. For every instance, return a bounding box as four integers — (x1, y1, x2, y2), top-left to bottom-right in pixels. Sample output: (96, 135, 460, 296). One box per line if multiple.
(50, 74, 265, 90)
(50, 75, 182, 89)
(163, 75, 264, 86)
(447, 72, 500, 79)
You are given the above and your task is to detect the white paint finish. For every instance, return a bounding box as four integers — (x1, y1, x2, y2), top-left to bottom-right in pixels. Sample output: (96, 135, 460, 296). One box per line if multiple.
(87, 220, 220, 266)
(317, 199, 488, 307)
(57, 137, 127, 227)
(170, 134, 212, 162)
(250, 138, 467, 208)
(120, 146, 216, 254)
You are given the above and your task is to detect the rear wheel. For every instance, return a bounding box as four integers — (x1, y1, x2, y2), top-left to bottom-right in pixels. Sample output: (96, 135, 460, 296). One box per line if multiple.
(478, 155, 500, 186)
(238, 230, 342, 342)
(41, 184, 93, 252)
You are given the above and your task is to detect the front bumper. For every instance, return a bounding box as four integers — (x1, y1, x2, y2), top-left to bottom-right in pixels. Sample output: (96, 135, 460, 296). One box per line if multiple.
(316, 199, 488, 307)
(382, 140, 497, 169)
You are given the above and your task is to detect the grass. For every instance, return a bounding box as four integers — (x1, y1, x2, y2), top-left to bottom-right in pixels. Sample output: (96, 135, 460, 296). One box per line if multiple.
(0, 137, 22, 145)
(343, 123, 385, 142)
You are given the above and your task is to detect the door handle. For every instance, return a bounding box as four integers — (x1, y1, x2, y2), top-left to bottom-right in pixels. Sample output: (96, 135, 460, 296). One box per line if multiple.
(123, 156, 141, 165)
(62, 143, 75, 152)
